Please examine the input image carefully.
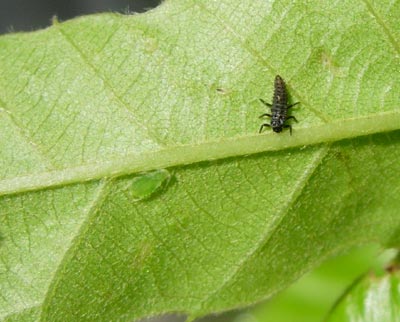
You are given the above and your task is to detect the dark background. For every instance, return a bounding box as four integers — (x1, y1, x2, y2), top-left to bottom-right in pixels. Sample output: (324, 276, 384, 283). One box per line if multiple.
(0, 0, 161, 34)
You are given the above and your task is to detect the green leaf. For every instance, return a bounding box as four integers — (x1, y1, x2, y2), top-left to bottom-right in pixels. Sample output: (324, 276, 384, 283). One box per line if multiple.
(253, 245, 386, 322)
(251, 247, 398, 322)
(326, 257, 400, 322)
(0, 1, 399, 321)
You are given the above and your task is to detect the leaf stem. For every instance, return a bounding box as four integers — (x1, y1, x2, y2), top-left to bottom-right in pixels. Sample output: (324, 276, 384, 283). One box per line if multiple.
(1, 111, 399, 196)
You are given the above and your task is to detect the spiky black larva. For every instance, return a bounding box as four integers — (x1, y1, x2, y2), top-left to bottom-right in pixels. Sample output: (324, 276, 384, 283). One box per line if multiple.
(259, 75, 299, 135)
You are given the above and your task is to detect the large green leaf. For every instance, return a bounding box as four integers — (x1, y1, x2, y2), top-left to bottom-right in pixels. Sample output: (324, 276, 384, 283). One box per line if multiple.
(0, 0, 399, 321)
(252, 245, 388, 322)
(326, 256, 400, 322)
(251, 247, 398, 322)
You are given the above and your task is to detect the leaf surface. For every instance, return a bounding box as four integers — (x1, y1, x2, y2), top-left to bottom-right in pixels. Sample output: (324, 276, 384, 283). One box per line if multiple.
(327, 260, 400, 322)
(0, 1, 400, 321)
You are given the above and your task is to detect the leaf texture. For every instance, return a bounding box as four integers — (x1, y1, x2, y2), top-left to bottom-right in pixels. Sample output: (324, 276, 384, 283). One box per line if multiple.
(0, 1, 400, 321)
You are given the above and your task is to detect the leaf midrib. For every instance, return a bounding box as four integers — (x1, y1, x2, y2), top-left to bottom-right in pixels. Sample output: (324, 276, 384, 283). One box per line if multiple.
(1, 111, 399, 197)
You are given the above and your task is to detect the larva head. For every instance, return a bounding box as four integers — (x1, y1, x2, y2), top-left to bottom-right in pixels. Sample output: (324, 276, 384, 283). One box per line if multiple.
(271, 119, 283, 132)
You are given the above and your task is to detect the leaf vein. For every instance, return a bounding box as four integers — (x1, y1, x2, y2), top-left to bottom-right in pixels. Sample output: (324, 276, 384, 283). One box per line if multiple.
(194, 2, 329, 123)
(0, 97, 56, 170)
(361, 0, 400, 55)
(40, 179, 112, 320)
(196, 146, 330, 310)
(55, 24, 162, 146)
